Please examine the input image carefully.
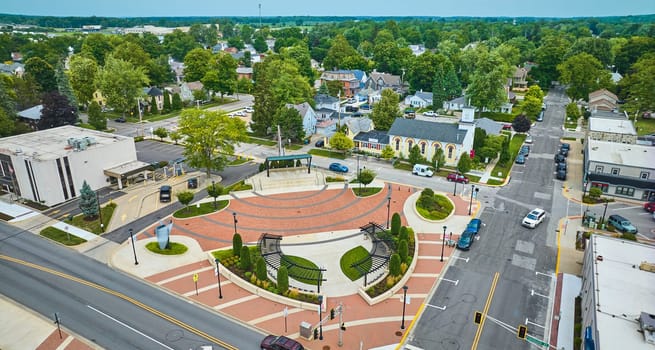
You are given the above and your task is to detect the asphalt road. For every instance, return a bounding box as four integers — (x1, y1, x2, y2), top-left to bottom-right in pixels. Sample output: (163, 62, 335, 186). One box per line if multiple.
(0, 221, 264, 350)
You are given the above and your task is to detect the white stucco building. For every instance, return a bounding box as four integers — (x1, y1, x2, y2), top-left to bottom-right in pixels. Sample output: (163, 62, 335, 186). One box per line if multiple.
(0, 126, 149, 207)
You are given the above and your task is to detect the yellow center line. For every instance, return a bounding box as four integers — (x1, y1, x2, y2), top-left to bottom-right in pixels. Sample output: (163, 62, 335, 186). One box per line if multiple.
(0, 255, 237, 350)
(471, 272, 500, 350)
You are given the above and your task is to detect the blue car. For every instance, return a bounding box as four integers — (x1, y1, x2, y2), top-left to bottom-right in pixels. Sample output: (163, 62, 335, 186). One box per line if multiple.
(466, 218, 482, 234)
(515, 154, 526, 164)
(329, 162, 349, 173)
(457, 230, 476, 250)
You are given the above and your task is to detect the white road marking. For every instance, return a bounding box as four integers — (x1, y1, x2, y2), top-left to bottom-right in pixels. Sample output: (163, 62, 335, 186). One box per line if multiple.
(87, 305, 174, 350)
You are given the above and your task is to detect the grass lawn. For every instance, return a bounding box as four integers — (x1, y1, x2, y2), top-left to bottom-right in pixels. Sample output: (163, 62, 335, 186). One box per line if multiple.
(308, 149, 347, 159)
(393, 161, 413, 171)
(225, 180, 253, 192)
(490, 133, 526, 179)
(173, 200, 229, 218)
(486, 179, 504, 186)
(40, 226, 87, 246)
(282, 255, 321, 285)
(212, 249, 234, 261)
(326, 176, 346, 183)
(228, 157, 252, 166)
(352, 187, 382, 197)
(416, 193, 454, 220)
(636, 118, 655, 136)
(284, 144, 303, 150)
(68, 203, 116, 234)
(340, 246, 371, 281)
(146, 242, 188, 255)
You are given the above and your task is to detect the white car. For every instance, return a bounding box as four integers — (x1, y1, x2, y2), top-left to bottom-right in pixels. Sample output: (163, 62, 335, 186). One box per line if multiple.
(522, 208, 545, 228)
(525, 134, 533, 144)
(423, 111, 436, 117)
(244, 106, 254, 113)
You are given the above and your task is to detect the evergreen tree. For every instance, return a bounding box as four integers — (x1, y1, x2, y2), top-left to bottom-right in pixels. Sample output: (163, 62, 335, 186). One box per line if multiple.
(256, 257, 267, 280)
(78, 181, 99, 218)
(399, 226, 409, 243)
(232, 233, 242, 257)
(240, 246, 251, 270)
(171, 93, 183, 111)
(389, 253, 401, 276)
(55, 63, 78, 114)
(391, 213, 401, 235)
(162, 90, 172, 112)
(370, 89, 400, 131)
(399, 239, 408, 264)
(317, 83, 329, 95)
(408, 144, 424, 166)
(432, 147, 445, 171)
(150, 95, 157, 114)
(87, 100, 106, 130)
(457, 152, 472, 174)
(277, 266, 289, 294)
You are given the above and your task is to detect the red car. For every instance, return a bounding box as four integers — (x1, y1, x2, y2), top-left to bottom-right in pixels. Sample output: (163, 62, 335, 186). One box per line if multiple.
(645, 202, 655, 212)
(502, 124, 512, 131)
(447, 173, 469, 184)
(261, 335, 305, 350)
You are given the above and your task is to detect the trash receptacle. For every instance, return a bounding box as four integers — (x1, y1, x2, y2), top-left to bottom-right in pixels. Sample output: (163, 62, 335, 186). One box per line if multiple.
(299, 321, 312, 339)
(187, 178, 198, 189)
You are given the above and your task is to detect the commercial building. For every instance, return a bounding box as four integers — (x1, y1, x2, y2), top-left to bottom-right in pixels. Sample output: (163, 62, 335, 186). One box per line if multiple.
(0, 126, 149, 207)
(581, 235, 655, 349)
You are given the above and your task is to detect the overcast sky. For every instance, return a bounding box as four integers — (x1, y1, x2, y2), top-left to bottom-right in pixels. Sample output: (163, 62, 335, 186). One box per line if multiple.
(2, 0, 654, 18)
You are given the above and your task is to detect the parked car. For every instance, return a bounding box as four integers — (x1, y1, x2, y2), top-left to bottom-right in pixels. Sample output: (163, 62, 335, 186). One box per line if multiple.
(423, 111, 436, 117)
(457, 229, 476, 250)
(644, 202, 655, 212)
(502, 124, 512, 131)
(522, 208, 546, 228)
(447, 173, 469, 184)
(607, 214, 638, 234)
(329, 162, 349, 173)
(260, 335, 305, 350)
(244, 106, 254, 113)
(187, 177, 198, 189)
(345, 105, 359, 112)
(412, 164, 433, 177)
(560, 143, 571, 151)
(520, 145, 530, 157)
(515, 154, 526, 164)
(466, 218, 482, 234)
(559, 148, 569, 157)
(315, 140, 324, 147)
(537, 111, 544, 122)
(525, 134, 533, 144)
(556, 169, 567, 180)
(114, 116, 126, 123)
(159, 185, 172, 203)
(556, 162, 567, 171)
(554, 154, 566, 164)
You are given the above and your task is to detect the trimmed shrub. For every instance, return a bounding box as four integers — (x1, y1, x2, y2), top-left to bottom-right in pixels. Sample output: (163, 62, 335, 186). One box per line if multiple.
(398, 240, 408, 264)
(233, 233, 242, 257)
(277, 266, 289, 294)
(391, 213, 401, 235)
(240, 246, 251, 270)
(399, 226, 409, 243)
(389, 253, 401, 276)
(256, 257, 267, 280)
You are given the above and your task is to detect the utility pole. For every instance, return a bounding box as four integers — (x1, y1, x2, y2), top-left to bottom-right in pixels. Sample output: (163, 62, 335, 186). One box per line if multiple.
(258, 4, 262, 28)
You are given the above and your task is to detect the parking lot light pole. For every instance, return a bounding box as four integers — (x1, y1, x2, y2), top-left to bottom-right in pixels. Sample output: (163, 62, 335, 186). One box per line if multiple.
(318, 295, 324, 340)
(215, 258, 223, 299)
(600, 199, 609, 226)
(232, 212, 238, 235)
(453, 172, 458, 196)
(212, 180, 217, 209)
(386, 193, 392, 229)
(441, 225, 447, 262)
(129, 228, 138, 265)
(401, 285, 408, 329)
(469, 185, 479, 215)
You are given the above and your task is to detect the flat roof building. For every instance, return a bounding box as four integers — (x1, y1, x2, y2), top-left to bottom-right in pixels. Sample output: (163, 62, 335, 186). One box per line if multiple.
(0, 126, 148, 206)
(581, 234, 655, 349)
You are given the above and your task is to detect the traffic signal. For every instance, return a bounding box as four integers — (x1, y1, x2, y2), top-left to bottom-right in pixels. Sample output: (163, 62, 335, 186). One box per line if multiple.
(517, 325, 528, 339)
(314, 328, 319, 339)
(340, 323, 346, 331)
(330, 308, 335, 320)
(474, 311, 483, 325)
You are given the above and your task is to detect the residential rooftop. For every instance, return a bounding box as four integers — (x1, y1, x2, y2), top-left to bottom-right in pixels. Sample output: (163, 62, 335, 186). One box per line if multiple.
(589, 235, 655, 350)
(589, 117, 636, 135)
(587, 139, 654, 169)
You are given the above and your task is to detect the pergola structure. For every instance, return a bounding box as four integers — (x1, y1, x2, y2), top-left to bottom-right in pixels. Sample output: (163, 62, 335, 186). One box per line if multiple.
(264, 154, 313, 177)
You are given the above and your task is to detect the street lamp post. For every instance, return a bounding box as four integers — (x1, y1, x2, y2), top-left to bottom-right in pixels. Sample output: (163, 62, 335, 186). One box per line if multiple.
(401, 285, 409, 329)
(357, 154, 361, 192)
(600, 199, 609, 226)
(215, 258, 223, 299)
(440, 225, 447, 262)
(232, 212, 238, 235)
(212, 180, 217, 209)
(469, 185, 479, 215)
(318, 295, 324, 340)
(452, 171, 458, 196)
(386, 192, 392, 229)
(129, 228, 138, 265)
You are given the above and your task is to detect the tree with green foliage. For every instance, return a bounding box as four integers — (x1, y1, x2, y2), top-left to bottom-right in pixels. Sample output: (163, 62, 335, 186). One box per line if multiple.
(408, 144, 424, 166)
(473, 128, 487, 151)
(176, 191, 194, 212)
(237, 77, 253, 94)
(39, 91, 77, 130)
(162, 90, 171, 113)
(95, 55, 149, 116)
(163, 29, 200, 61)
(589, 187, 602, 201)
(323, 34, 368, 71)
(24, 57, 57, 93)
(277, 265, 289, 294)
(183, 48, 212, 83)
(522, 96, 543, 118)
(329, 132, 354, 152)
(55, 62, 78, 112)
(398, 240, 408, 264)
(177, 109, 248, 179)
(467, 50, 511, 116)
(381, 145, 395, 160)
(148, 55, 175, 87)
(565, 37, 613, 67)
(457, 152, 472, 174)
(171, 93, 183, 111)
(153, 127, 168, 141)
(566, 103, 581, 120)
(112, 41, 152, 73)
(512, 115, 532, 133)
(391, 213, 401, 235)
(149, 95, 157, 114)
(232, 233, 242, 257)
(614, 37, 655, 74)
(557, 53, 611, 102)
(0, 109, 16, 137)
(432, 148, 445, 171)
(189, 23, 218, 47)
(620, 54, 655, 118)
(389, 253, 401, 276)
(253, 34, 268, 53)
(371, 89, 400, 131)
(240, 246, 251, 270)
(532, 35, 570, 88)
(399, 226, 409, 244)
(78, 181, 99, 219)
(256, 257, 267, 280)
(213, 52, 239, 100)
(525, 85, 544, 102)
(281, 44, 314, 81)
(87, 101, 106, 130)
(274, 106, 305, 142)
(207, 182, 223, 209)
(358, 168, 376, 189)
(80, 33, 114, 65)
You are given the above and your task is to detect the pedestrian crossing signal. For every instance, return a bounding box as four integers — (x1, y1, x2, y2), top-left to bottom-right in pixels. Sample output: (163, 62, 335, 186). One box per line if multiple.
(314, 328, 319, 339)
(517, 325, 528, 339)
(474, 311, 483, 325)
(330, 308, 335, 319)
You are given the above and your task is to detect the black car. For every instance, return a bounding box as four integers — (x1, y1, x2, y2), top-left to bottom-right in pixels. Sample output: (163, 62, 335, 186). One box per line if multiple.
(560, 143, 571, 151)
(556, 169, 567, 180)
(559, 148, 569, 157)
(114, 116, 126, 123)
(554, 154, 566, 164)
(261, 335, 304, 350)
(187, 178, 198, 189)
(315, 140, 324, 147)
(556, 162, 567, 171)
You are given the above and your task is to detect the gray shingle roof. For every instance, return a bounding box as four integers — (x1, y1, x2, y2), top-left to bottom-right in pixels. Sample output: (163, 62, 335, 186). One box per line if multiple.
(17, 104, 43, 120)
(388, 118, 467, 144)
(354, 130, 389, 145)
(415, 91, 432, 101)
(474, 117, 503, 135)
(314, 94, 338, 104)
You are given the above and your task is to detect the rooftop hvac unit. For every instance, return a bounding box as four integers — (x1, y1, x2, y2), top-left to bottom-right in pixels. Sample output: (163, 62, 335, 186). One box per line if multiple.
(83, 136, 97, 145)
(67, 137, 77, 146)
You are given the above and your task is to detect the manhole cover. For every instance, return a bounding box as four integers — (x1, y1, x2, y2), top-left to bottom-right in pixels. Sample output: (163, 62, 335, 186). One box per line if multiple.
(322, 346, 330, 350)
(395, 331, 403, 336)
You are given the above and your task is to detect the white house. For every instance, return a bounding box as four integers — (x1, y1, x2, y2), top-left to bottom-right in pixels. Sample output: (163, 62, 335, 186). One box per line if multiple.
(404, 90, 433, 108)
(444, 96, 467, 111)
(286, 102, 317, 137)
(314, 94, 339, 112)
(180, 81, 204, 102)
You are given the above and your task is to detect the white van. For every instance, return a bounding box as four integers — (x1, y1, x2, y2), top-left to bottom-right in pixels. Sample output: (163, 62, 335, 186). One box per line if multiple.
(412, 164, 433, 177)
